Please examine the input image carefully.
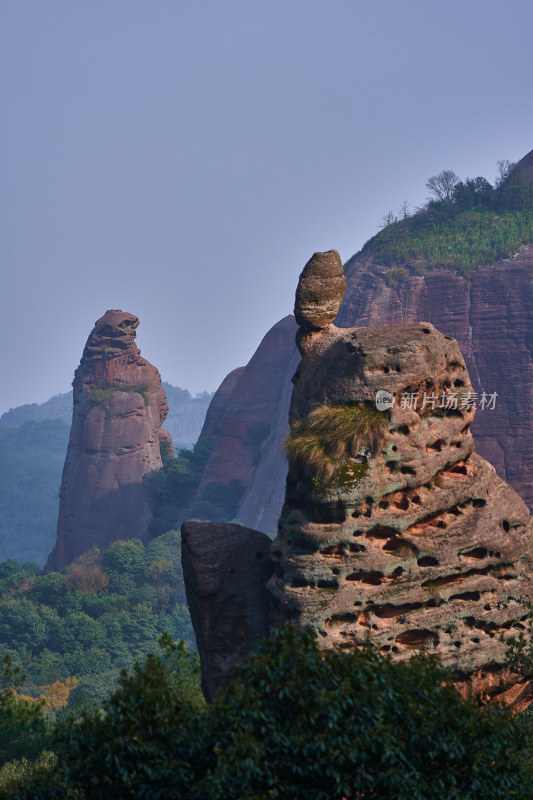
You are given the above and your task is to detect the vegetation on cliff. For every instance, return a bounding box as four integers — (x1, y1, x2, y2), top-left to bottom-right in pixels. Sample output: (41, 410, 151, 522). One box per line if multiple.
(360, 161, 533, 276)
(3, 627, 531, 798)
(283, 403, 387, 482)
(145, 438, 245, 533)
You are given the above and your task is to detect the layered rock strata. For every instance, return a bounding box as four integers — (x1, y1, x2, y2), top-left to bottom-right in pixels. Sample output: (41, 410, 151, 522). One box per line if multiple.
(181, 521, 272, 702)
(197, 247, 533, 532)
(267, 255, 533, 707)
(47, 310, 172, 570)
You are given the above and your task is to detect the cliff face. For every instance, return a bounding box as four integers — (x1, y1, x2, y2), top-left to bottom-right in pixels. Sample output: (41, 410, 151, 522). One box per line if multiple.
(48, 310, 172, 570)
(194, 315, 299, 533)
(183, 253, 533, 709)
(197, 249, 533, 530)
(268, 259, 533, 707)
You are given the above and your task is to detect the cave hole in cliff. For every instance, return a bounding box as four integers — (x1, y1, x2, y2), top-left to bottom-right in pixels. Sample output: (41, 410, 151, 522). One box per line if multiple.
(386, 461, 399, 474)
(502, 520, 510, 532)
(472, 498, 487, 508)
(417, 556, 439, 567)
(289, 537, 319, 555)
(388, 567, 404, 580)
(291, 576, 309, 588)
(320, 543, 346, 557)
(427, 439, 446, 452)
(449, 591, 482, 602)
(365, 525, 401, 548)
(324, 612, 358, 629)
(421, 328, 432, 335)
(471, 637, 480, 643)
(461, 547, 488, 560)
(446, 408, 464, 418)
(368, 601, 423, 619)
(400, 465, 417, 476)
(412, 495, 421, 505)
(312, 500, 347, 524)
(317, 579, 339, 590)
(346, 570, 383, 585)
(448, 463, 468, 475)
(391, 445, 398, 453)
(393, 494, 410, 510)
(379, 500, 390, 509)
(382, 537, 418, 559)
(395, 629, 438, 647)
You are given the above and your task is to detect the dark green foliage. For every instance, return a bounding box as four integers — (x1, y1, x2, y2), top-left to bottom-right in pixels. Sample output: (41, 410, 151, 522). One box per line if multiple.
(188, 478, 245, 522)
(0, 654, 50, 766)
(0, 531, 193, 705)
(361, 163, 533, 277)
(7, 628, 532, 798)
(0, 385, 212, 566)
(85, 384, 149, 411)
(501, 601, 533, 679)
(0, 419, 70, 565)
(147, 430, 247, 529)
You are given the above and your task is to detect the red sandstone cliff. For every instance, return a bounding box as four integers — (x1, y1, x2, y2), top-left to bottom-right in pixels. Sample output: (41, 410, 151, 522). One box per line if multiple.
(197, 249, 533, 529)
(47, 310, 172, 570)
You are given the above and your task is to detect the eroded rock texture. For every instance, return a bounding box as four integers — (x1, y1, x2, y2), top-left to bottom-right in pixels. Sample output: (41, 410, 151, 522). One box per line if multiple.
(47, 310, 172, 570)
(197, 245, 532, 534)
(181, 521, 272, 702)
(268, 291, 533, 707)
(294, 249, 346, 330)
(193, 315, 299, 533)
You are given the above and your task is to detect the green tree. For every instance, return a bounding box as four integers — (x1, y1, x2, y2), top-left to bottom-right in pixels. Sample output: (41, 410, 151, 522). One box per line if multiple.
(0, 654, 49, 765)
(9, 629, 531, 799)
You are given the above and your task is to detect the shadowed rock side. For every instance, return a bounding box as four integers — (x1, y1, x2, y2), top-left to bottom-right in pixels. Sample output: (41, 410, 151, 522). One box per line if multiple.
(181, 521, 272, 702)
(193, 315, 299, 533)
(47, 310, 172, 570)
(267, 265, 533, 708)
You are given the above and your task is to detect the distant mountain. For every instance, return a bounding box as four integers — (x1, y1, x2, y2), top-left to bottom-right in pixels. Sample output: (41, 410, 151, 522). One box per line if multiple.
(0, 384, 213, 566)
(0, 393, 72, 427)
(0, 384, 213, 450)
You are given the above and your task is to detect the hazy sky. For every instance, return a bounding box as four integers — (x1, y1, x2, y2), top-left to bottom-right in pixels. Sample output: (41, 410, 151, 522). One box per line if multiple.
(1, 0, 532, 415)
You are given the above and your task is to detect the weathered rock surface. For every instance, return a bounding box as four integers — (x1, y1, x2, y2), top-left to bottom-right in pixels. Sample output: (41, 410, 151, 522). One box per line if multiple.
(267, 274, 533, 707)
(196, 245, 532, 533)
(193, 315, 299, 533)
(294, 249, 346, 330)
(181, 521, 272, 702)
(47, 310, 172, 570)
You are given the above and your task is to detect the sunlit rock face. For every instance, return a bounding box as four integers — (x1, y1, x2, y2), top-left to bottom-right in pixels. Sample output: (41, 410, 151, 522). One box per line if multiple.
(267, 259, 533, 710)
(47, 310, 172, 570)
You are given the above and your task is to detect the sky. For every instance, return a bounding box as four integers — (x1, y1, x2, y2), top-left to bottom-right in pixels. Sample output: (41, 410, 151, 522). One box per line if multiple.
(1, 0, 533, 415)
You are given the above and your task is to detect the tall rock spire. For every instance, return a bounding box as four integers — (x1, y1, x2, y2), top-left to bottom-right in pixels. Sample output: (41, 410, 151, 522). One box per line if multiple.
(47, 310, 172, 570)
